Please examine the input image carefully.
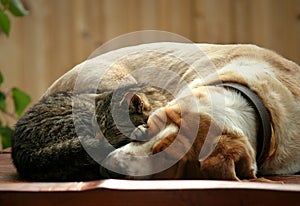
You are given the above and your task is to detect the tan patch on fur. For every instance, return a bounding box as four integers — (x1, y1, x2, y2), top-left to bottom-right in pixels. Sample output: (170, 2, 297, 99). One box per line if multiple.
(199, 131, 256, 180)
(149, 100, 228, 179)
(152, 133, 178, 154)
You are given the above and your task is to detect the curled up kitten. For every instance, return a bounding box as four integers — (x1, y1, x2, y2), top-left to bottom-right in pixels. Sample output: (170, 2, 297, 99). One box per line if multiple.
(11, 85, 171, 181)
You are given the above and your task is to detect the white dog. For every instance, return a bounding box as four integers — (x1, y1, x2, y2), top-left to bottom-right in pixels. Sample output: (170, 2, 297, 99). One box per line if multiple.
(45, 43, 300, 180)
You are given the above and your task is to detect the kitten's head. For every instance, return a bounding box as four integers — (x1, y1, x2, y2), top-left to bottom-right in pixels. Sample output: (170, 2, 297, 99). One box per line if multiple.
(95, 84, 174, 148)
(119, 92, 151, 126)
(95, 85, 152, 148)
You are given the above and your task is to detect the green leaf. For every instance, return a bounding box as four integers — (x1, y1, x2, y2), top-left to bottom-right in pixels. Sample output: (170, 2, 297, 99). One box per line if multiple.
(0, 125, 13, 149)
(0, 91, 6, 111)
(0, 71, 3, 84)
(1, 0, 29, 16)
(12, 87, 31, 117)
(0, 8, 10, 36)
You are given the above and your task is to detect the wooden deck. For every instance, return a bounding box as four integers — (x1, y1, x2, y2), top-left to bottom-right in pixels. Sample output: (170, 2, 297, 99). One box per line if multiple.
(1, 149, 300, 206)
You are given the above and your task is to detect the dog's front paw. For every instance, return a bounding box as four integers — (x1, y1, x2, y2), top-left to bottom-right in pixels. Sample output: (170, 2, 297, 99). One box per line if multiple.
(130, 124, 150, 141)
(100, 143, 153, 179)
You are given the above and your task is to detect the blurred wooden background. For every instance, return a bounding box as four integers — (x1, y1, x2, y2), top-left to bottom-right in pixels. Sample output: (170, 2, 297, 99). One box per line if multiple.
(0, 0, 300, 105)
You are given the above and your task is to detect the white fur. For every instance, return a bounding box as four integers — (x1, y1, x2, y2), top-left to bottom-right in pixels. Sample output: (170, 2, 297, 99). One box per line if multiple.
(186, 85, 258, 150)
(102, 124, 179, 178)
(222, 89, 258, 149)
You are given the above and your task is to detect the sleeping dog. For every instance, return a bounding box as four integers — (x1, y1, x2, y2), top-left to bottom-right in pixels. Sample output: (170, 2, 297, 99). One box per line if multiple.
(45, 42, 300, 180)
(98, 43, 300, 180)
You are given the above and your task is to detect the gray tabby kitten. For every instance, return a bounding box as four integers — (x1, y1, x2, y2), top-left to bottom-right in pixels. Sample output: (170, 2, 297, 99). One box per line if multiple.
(11, 85, 171, 181)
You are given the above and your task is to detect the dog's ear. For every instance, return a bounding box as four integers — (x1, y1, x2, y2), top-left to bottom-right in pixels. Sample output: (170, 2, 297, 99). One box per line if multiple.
(199, 151, 239, 180)
(199, 133, 257, 180)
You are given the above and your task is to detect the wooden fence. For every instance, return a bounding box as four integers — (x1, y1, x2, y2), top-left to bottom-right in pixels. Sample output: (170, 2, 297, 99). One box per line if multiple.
(0, 0, 299, 104)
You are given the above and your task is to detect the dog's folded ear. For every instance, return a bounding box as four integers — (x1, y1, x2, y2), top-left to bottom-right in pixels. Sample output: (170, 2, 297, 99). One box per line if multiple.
(199, 133, 257, 181)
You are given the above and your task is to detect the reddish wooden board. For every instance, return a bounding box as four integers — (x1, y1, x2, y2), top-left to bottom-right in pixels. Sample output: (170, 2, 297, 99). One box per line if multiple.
(1, 149, 300, 206)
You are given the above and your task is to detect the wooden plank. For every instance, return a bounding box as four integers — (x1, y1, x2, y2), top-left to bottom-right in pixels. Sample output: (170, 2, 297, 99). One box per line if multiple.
(0, 16, 24, 93)
(1, 149, 299, 206)
(267, 0, 300, 63)
(0, 0, 299, 107)
(22, 0, 49, 100)
(103, 0, 130, 40)
(159, 0, 193, 39)
(140, 0, 159, 29)
(1, 188, 299, 206)
(193, 0, 234, 43)
(233, 0, 253, 43)
(45, 0, 74, 88)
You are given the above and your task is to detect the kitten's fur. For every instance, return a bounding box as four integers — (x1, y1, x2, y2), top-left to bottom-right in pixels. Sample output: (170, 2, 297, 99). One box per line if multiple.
(11, 85, 171, 181)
